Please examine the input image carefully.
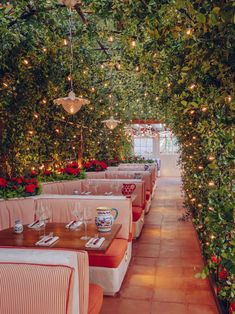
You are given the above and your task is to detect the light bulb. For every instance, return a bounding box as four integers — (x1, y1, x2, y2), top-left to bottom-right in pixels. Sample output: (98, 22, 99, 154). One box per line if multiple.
(108, 35, 114, 42)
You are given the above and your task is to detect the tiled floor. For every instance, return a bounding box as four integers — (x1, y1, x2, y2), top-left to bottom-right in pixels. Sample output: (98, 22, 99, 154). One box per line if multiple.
(100, 177, 219, 314)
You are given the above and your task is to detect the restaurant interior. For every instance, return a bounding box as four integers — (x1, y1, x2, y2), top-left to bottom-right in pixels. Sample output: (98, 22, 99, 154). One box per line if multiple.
(0, 1, 234, 314)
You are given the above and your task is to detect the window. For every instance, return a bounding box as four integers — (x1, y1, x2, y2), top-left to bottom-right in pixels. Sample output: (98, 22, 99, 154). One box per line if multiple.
(160, 132, 179, 154)
(134, 137, 153, 158)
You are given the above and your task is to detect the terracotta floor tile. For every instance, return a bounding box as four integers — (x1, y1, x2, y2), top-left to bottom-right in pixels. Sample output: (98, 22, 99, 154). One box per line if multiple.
(128, 273, 155, 287)
(151, 301, 188, 314)
(100, 178, 218, 314)
(135, 244, 160, 258)
(155, 266, 184, 277)
(154, 276, 185, 289)
(153, 287, 186, 302)
(131, 264, 156, 276)
(120, 285, 153, 300)
(101, 299, 151, 314)
(132, 256, 157, 266)
(185, 290, 217, 306)
(187, 304, 218, 314)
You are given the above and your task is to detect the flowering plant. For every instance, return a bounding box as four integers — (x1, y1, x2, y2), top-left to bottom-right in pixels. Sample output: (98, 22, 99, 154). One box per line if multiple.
(83, 160, 107, 172)
(0, 176, 40, 199)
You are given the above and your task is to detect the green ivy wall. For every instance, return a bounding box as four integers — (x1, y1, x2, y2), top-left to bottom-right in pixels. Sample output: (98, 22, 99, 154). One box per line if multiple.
(0, 0, 234, 309)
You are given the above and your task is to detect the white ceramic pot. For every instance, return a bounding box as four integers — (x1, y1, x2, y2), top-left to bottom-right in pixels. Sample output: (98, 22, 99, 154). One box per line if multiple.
(95, 207, 118, 232)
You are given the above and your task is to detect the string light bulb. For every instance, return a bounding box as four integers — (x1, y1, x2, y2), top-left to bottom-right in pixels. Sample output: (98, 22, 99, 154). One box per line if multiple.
(131, 40, 136, 47)
(186, 28, 193, 36)
(108, 35, 114, 42)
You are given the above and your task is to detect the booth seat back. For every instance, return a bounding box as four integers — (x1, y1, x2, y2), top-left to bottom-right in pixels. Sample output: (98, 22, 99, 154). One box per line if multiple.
(105, 170, 152, 193)
(80, 179, 145, 209)
(118, 164, 157, 184)
(0, 248, 89, 314)
(0, 198, 35, 231)
(41, 180, 82, 195)
(86, 172, 106, 179)
(34, 195, 132, 241)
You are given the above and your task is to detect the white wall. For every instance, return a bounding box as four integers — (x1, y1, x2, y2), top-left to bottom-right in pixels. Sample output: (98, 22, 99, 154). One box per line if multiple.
(132, 135, 181, 177)
(154, 137, 181, 177)
(158, 154, 181, 177)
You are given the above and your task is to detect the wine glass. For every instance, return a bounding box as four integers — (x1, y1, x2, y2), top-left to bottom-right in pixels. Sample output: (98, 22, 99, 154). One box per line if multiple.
(36, 202, 51, 237)
(72, 202, 82, 222)
(80, 206, 93, 241)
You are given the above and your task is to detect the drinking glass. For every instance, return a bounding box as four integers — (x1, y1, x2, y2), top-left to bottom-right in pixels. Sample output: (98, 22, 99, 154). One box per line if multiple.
(80, 206, 93, 241)
(36, 202, 51, 237)
(72, 202, 82, 221)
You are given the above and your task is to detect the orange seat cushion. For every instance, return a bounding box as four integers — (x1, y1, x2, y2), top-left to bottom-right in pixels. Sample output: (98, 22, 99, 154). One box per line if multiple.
(88, 239, 128, 268)
(88, 284, 103, 314)
(132, 206, 143, 222)
(146, 190, 151, 201)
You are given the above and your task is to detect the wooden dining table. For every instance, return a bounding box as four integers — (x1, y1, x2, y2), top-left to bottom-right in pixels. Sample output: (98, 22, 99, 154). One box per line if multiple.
(0, 223, 122, 254)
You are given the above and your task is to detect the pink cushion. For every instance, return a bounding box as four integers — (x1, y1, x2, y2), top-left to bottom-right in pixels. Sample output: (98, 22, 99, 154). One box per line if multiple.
(146, 190, 151, 201)
(132, 206, 143, 222)
(88, 284, 103, 314)
(88, 239, 128, 268)
(0, 262, 74, 314)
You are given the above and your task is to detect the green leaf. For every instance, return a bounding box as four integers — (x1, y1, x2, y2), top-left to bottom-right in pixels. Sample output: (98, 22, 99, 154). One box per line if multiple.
(197, 13, 206, 24)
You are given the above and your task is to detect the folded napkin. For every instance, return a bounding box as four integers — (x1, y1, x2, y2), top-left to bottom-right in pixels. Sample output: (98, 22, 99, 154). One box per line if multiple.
(36, 236, 59, 246)
(28, 220, 45, 229)
(85, 237, 105, 248)
(65, 221, 82, 229)
(104, 192, 113, 196)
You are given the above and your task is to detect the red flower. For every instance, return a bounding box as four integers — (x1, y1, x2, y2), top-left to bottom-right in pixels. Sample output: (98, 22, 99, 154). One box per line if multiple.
(11, 177, 23, 184)
(66, 161, 78, 169)
(63, 167, 80, 176)
(43, 169, 52, 176)
(12, 185, 17, 190)
(25, 184, 37, 193)
(216, 285, 222, 294)
(229, 302, 235, 314)
(30, 170, 38, 177)
(218, 266, 229, 281)
(0, 178, 7, 188)
(211, 255, 220, 264)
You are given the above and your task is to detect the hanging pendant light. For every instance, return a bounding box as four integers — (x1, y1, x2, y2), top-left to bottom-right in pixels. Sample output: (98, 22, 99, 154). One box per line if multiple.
(54, 2, 90, 114)
(102, 116, 120, 130)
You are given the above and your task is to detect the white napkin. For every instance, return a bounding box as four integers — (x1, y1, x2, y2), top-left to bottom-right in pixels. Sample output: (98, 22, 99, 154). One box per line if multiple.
(36, 236, 59, 246)
(65, 221, 82, 229)
(85, 237, 105, 248)
(104, 192, 113, 196)
(28, 221, 44, 229)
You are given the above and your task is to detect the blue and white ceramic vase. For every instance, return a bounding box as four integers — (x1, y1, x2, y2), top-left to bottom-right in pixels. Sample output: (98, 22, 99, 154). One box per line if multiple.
(95, 207, 118, 232)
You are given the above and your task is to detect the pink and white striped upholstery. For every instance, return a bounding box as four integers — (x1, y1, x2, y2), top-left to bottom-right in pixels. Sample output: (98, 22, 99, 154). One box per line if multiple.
(0, 248, 92, 314)
(41, 180, 82, 195)
(0, 198, 34, 231)
(0, 263, 74, 314)
(106, 170, 152, 193)
(86, 172, 106, 179)
(118, 163, 157, 183)
(79, 179, 145, 209)
(34, 195, 132, 240)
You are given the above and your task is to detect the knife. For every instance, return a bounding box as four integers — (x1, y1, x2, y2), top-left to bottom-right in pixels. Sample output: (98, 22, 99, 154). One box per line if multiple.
(30, 220, 39, 227)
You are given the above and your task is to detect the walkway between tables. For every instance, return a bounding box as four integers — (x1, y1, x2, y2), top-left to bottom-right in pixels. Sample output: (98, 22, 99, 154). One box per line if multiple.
(101, 177, 218, 314)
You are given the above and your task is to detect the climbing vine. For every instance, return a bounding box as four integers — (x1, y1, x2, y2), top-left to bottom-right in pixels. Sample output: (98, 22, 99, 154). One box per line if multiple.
(0, 0, 234, 310)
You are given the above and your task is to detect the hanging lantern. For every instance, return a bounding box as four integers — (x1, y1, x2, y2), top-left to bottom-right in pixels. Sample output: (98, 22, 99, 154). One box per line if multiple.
(54, 91, 90, 115)
(54, 5, 89, 114)
(102, 116, 120, 130)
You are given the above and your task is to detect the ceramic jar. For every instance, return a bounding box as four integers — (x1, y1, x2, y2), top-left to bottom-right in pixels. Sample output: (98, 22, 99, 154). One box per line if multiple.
(121, 183, 136, 197)
(95, 207, 118, 232)
(14, 219, 23, 234)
